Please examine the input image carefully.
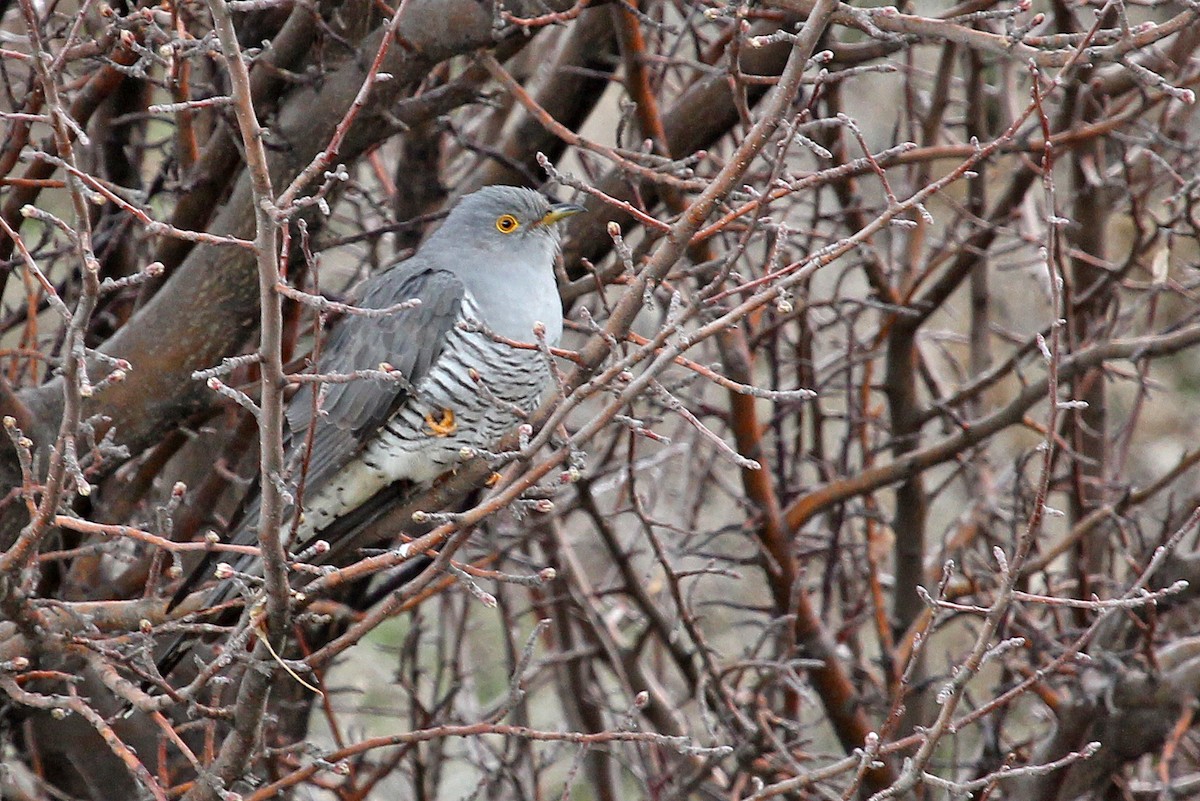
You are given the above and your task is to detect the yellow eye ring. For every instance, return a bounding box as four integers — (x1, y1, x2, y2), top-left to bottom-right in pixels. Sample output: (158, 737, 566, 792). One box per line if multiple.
(496, 214, 519, 234)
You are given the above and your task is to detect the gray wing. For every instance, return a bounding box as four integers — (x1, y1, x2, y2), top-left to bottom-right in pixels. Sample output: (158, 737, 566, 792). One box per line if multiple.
(285, 262, 465, 501)
(163, 262, 463, 615)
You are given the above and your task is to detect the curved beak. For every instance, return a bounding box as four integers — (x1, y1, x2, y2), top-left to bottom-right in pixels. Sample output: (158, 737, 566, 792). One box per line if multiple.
(534, 202, 586, 228)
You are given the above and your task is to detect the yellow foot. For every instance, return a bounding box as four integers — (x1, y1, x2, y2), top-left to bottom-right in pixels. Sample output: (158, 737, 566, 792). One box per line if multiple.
(485, 471, 502, 487)
(424, 408, 457, 437)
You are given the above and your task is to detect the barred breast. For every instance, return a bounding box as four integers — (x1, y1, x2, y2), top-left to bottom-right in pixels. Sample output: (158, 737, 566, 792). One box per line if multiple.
(294, 293, 551, 544)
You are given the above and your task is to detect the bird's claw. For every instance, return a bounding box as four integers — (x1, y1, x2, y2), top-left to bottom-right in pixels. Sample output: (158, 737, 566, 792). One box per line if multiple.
(425, 408, 457, 437)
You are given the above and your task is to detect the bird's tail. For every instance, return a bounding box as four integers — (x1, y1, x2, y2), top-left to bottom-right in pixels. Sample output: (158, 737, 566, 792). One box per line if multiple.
(156, 570, 248, 678)
(157, 502, 262, 688)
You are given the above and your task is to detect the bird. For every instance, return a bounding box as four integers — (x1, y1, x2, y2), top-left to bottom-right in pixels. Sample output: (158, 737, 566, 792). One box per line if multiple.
(159, 185, 583, 672)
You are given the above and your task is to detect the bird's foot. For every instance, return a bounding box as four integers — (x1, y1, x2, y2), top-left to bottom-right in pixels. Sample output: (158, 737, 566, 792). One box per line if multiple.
(424, 408, 457, 437)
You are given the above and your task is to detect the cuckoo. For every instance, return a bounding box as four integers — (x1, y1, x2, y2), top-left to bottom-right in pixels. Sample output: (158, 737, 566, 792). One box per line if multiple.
(164, 185, 582, 647)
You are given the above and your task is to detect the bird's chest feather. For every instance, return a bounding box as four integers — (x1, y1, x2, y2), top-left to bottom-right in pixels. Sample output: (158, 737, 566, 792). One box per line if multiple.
(303, 334, 551, 528)
(455, 251, 564, 346)
(295, 276, 560, 539)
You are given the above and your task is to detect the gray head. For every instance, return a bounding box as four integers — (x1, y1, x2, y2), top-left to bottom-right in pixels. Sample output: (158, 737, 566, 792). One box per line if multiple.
(421, 186, 582, 343)
(426, 185, 583, 260)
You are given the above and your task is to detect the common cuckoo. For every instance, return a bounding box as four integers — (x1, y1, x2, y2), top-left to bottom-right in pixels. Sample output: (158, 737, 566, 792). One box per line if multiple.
(165, 185, 582, 641)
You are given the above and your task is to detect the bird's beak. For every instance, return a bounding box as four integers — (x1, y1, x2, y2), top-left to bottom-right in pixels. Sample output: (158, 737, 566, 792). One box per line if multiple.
(534, 202, 586, 227)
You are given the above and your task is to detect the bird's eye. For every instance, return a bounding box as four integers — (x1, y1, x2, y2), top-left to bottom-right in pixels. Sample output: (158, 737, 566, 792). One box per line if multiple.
(496, 214, 520, 234)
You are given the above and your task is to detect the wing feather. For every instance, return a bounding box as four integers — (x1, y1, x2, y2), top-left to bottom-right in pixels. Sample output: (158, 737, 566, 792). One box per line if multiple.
(286, 262, 465, 500)
(165, 262, 464, 613)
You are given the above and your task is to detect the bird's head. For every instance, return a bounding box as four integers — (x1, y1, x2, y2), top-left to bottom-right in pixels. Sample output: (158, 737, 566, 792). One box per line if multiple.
(432, 185, 585, 258)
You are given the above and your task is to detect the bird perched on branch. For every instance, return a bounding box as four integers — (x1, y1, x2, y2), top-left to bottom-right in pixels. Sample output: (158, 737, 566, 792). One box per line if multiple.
(160, 185, 583, 672)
